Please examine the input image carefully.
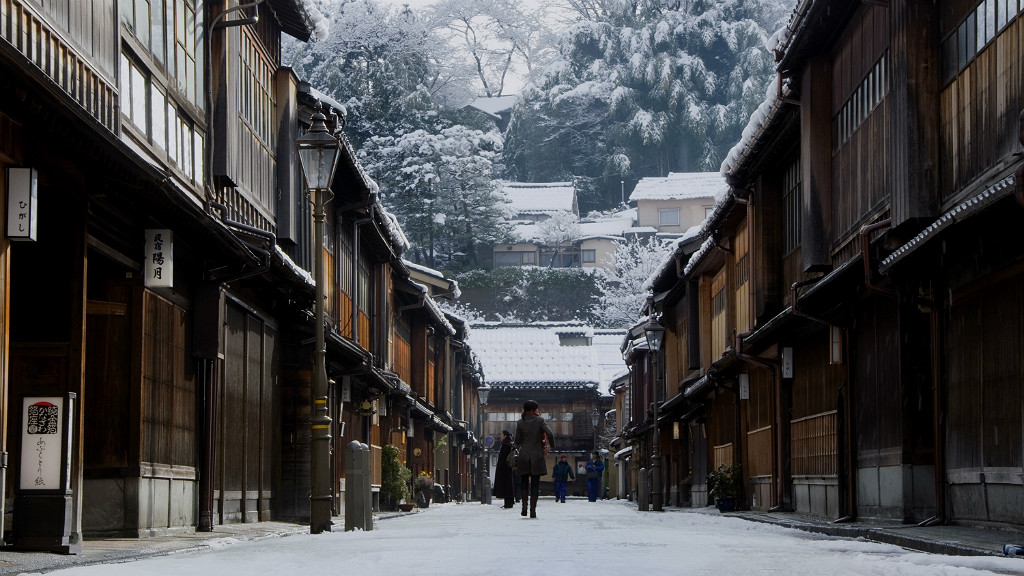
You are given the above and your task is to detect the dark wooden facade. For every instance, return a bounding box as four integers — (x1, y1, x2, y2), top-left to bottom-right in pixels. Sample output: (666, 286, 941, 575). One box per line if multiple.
(623, 0, 1024, 531)
(0, 0, 488, 546)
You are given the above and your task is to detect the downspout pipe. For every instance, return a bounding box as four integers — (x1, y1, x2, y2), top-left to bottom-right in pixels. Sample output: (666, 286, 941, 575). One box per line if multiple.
(205, 200, 273, 283)
(860, 219, 896, 297)
(790, 275, 829, 325)
(1016, 109, 1024, 207)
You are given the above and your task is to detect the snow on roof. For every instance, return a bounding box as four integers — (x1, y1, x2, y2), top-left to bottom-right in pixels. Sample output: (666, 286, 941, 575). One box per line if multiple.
(578, 209, 637, 238)
(720, 76, 786, 178)
(411, 281, 456, 335)
(503, 182, 575, 215)
(512, 208, 637, 243)
(466, 95, 517, 117)
(403, 259, 443, 278)
(593, 330, 629, 396)
(403, 260, 461, 299)
(376, 202, 411, 253)
(273, 244, 314, 289)
(629, 172, 726, 202)
(468, 323, 621, 391)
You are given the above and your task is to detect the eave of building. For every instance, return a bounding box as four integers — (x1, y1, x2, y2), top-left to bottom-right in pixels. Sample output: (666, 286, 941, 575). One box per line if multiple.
(880, 175, 1017, 273)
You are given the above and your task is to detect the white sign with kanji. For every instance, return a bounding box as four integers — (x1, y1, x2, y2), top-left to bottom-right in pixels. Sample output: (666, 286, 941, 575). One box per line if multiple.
(145, 229, 173, 287)
(6, 167, 38, 241)
(20, 396, 65, 491)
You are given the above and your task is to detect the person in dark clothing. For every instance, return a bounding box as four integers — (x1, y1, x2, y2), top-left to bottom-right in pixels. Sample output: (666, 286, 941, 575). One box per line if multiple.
(514, 399, 555, 518)
(585, 451, 605, 502)
(551, 454, 576, 503)
(492, 430, 516, 508)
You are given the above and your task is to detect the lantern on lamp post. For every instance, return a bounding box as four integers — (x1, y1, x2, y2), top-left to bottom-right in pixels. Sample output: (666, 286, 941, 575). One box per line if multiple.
(644, 316, 665, 512)
(296, 101, 342, 534)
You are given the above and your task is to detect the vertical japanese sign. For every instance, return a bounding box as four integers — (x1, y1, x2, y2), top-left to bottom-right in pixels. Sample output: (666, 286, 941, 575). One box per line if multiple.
(145, 229, 173, 287)
(20, 397, 64, 491)
(6, 167, 38, 241)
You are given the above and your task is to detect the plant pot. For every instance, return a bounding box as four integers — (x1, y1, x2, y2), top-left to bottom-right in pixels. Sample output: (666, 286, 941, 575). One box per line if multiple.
(398, 503, 415, 512)
(716, 497, 737, 512)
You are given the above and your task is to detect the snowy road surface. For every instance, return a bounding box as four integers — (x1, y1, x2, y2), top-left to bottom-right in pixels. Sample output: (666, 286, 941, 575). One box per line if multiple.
(32, 500, 1024, 576)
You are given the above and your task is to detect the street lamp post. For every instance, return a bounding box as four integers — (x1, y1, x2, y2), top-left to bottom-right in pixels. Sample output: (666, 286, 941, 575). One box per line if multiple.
(591, 407, 599, 451)
(645, 317, 665, 512)
(296, 101, 342, 534)
(478, 384, 491, 504)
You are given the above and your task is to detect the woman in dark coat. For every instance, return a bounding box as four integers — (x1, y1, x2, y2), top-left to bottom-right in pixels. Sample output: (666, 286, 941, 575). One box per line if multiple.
(492, 430, 516, 508)
(514, 399, 556, 518)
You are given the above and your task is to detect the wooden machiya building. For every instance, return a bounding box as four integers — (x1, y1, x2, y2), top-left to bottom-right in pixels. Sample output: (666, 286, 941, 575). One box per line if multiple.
(0, 0, 487, 550)
(0, 0, 321, 547)
(630, 0, 1024, 530)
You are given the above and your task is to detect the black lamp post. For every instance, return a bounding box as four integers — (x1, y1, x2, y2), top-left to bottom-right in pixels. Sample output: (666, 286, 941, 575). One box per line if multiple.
(296, 101, 342, 534)
(477, 383, 491, 504)
(645, 316, 665, 512)
(591, 407, 599, 450)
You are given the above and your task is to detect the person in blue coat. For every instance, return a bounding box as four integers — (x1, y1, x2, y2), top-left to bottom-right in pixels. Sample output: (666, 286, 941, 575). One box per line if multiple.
(551, 454, 576, 503)
(584, 451, 604, 502)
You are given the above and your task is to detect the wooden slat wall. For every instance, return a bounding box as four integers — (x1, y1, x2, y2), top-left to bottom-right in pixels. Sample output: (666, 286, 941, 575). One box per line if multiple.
(370, 442, 382, 489)
(713, 443, 734, 470)
(946, 271, 1023, 471)
(324, 244, 335, 323)
(338, 292, 353, 339)
(734, 221, 750, 334)
(711, 270, 727, 360)
(141, 291, 195, 467)
(746, 427, 772, 478)
(854, 297, 902, 460)
(358, 310, 370, 353)
(940, 13, 1023, 202)
(217, 301, 276, 524)
(746, 370, 773, 478)
(1, 0, 118, 132)
(394, 332, 411, 383)
(830, 5, 890, 243)
(791, 411, 838, 477)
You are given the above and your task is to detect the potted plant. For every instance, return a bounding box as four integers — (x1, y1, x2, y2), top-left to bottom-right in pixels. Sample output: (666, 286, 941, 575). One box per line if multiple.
(706, 463, 742, 512)
(380, 444, 412, 511)
(414, 471, 434, 508)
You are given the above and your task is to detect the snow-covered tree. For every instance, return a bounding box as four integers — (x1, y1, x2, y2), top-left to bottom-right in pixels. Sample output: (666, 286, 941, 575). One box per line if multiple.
(536, 210, 582, 268)
(427, 0, 555, 97)
(360, 126, 513, 271)
(282, 0, 476, 149)
(505, 0, 790, 210)
(593, 236, 675, 328)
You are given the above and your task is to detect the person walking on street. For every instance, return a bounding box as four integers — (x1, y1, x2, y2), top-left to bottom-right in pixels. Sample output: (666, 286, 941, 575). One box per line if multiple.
(585, 451, 604, 502)
(493, 431, 516, 509)
(552, 454, 575, 503)
(514, 399, 555, 518)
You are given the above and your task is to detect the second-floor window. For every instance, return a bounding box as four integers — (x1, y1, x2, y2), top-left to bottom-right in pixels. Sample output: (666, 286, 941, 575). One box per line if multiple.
(582, 250, 596, 263)
(120, 53, 203, 185)
(120, 0, 205, 111)
(782, 158, 802, 255)
(941, 0, 1022, 84)
(659, 208, 680, 227)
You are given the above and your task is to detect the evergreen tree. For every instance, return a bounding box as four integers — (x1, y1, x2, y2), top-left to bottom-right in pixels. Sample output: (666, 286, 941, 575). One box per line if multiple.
(505, 0, 789, 211)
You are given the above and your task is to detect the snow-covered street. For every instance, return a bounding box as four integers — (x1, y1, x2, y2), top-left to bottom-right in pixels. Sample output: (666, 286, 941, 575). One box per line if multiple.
(32, 500, 1024, 576)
